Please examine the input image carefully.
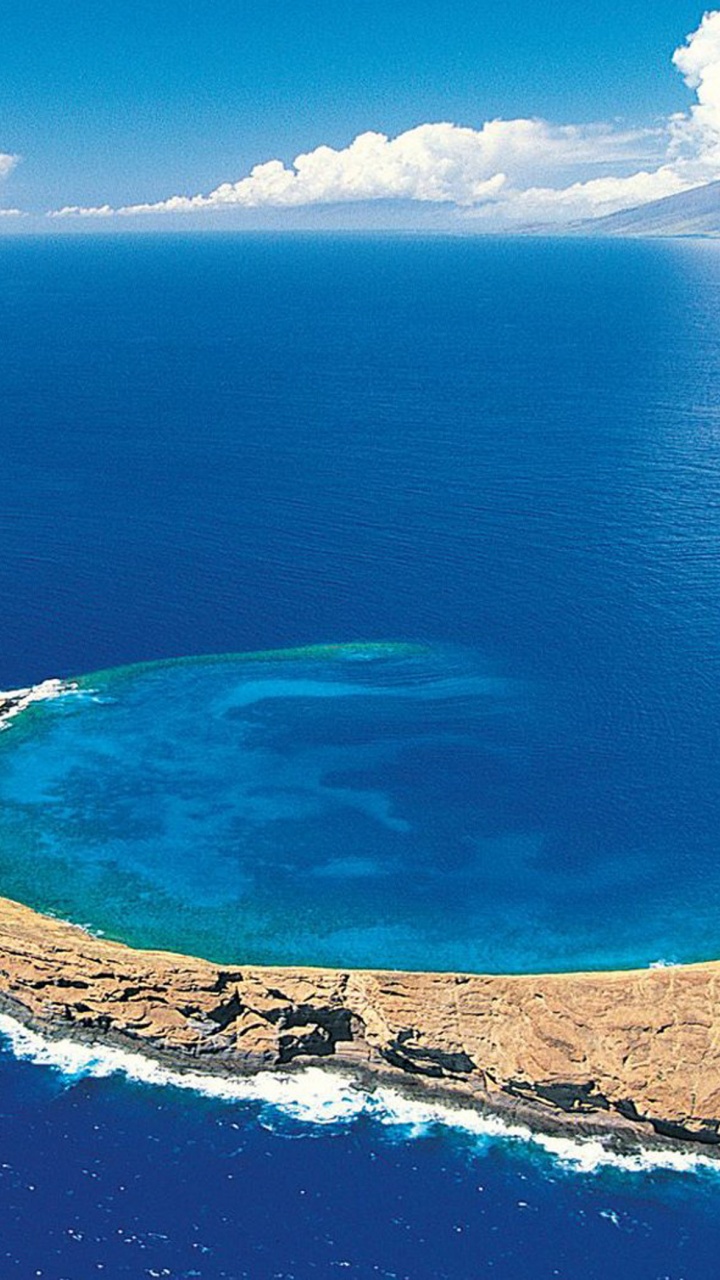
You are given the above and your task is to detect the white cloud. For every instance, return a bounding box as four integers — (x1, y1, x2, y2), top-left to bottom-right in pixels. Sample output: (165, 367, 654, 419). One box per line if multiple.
(670, 8, 720, 177)
(0, 152, 18, 180)
(0, 154, 21, 218)
(48, 11, 720, 229)
(114, 120, 660, 213)
(52, 203, 115, 218)
(48, 121, 667, 223)
(464, 166, 692, 229)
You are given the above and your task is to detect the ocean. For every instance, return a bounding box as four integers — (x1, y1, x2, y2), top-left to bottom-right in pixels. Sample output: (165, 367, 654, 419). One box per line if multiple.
(1, 233, 719, 1275)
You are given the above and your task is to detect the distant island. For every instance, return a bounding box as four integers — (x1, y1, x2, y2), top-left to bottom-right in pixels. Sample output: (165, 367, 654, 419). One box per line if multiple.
(578, 179, 720, 238)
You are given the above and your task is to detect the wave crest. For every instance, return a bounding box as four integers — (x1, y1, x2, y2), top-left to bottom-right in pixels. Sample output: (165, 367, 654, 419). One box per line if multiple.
(0, 1013, 717, 1179)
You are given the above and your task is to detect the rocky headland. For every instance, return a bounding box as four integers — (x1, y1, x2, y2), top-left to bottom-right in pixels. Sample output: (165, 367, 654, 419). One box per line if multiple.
(1, 894, 720, 1154)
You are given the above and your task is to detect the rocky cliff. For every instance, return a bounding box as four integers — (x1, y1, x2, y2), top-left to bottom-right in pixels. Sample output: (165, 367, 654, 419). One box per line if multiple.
(0, 895, 719, 1152)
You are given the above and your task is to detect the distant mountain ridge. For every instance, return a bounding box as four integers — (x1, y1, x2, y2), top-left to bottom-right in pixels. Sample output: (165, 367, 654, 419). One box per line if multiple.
(582, 179, 720, 237)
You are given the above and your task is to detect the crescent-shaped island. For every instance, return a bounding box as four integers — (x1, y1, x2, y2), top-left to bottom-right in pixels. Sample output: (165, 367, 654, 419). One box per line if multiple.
(2, 674, 719, 1158)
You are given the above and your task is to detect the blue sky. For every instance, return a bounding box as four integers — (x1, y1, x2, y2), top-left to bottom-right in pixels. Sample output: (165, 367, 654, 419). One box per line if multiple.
(0, 2, 718, 229)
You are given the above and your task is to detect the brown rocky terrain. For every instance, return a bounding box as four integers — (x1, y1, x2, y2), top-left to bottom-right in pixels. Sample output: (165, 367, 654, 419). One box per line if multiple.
(0, 894, 719, 1152)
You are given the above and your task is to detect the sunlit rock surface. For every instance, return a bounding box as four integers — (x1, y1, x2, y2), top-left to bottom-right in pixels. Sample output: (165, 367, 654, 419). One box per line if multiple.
(1, 894, 720, 1152)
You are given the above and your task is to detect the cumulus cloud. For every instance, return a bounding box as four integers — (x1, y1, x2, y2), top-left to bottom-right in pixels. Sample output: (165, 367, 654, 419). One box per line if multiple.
(670, 7, 720, 177)
(50, 11, 720, 228)
(51, 120, 665, 222)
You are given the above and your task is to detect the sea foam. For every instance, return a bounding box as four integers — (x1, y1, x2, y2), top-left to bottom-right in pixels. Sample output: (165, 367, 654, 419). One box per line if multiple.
(0, 1012, 717, 1181)
(0, 678, 79, 731)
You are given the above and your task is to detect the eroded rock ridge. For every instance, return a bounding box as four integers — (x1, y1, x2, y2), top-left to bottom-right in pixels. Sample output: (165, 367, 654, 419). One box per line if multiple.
(0, 896, 719, 1151)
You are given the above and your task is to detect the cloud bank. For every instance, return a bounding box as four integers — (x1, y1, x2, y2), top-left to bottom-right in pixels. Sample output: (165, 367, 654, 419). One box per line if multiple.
(52, 119, 664, 220)
(51, 10, 720, 228)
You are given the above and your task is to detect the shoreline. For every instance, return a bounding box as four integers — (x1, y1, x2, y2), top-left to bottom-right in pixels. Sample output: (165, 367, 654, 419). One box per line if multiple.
(0, 893, 719, 1158)
(2, 681, 720, 1159)
(0, 677, 77, 729)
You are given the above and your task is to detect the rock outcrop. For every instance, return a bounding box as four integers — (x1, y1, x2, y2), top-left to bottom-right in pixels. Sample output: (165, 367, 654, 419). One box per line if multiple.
(1, 895, 719, 1152)
(0, 679, 75, 729)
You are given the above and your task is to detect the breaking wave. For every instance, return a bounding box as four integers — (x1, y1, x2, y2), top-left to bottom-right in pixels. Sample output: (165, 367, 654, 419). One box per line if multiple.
(1, 1012, 717, 1181)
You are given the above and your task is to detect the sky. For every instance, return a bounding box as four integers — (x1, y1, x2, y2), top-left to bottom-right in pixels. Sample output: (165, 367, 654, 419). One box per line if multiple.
(0, 1, 719, 231)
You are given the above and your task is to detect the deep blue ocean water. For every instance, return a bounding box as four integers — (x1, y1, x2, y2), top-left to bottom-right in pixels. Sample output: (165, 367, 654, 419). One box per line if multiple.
(1, 234, 720, 1274)
(2, 1029, 720, 1280)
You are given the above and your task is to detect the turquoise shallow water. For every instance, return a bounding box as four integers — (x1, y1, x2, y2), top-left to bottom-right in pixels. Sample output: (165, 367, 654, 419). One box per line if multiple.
(0, 643, 524, 969)
(0, 638, 718, 973)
